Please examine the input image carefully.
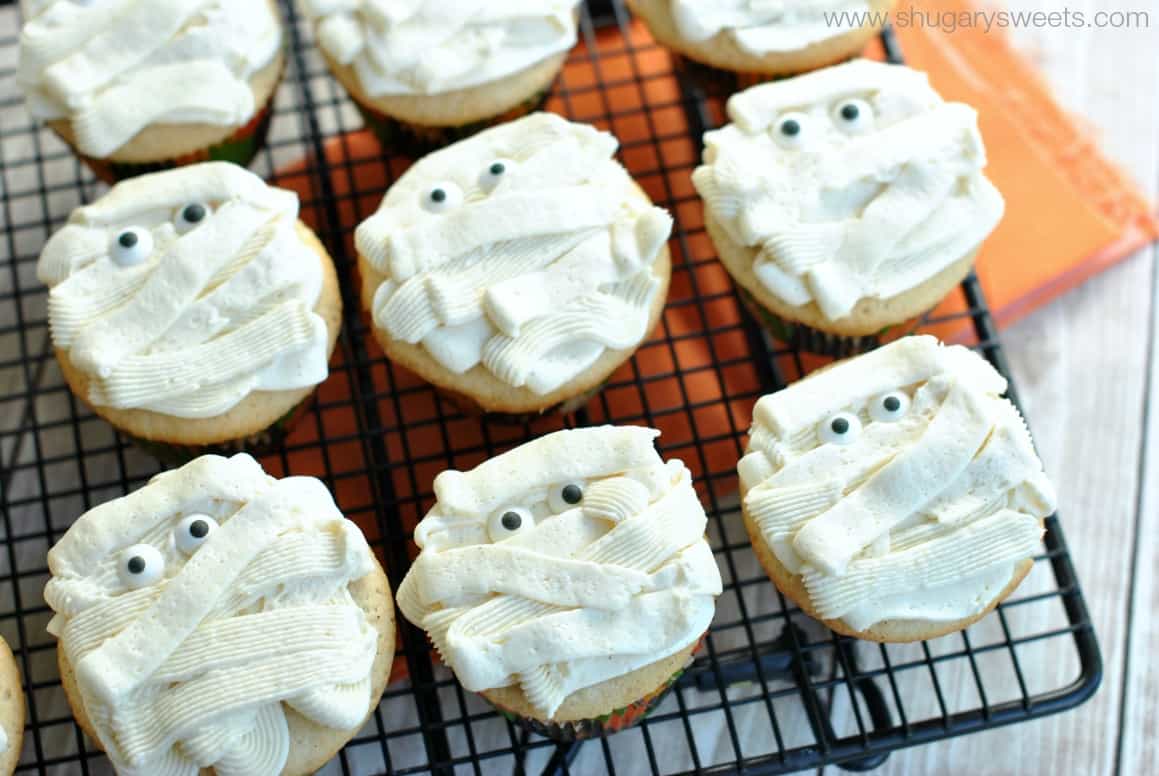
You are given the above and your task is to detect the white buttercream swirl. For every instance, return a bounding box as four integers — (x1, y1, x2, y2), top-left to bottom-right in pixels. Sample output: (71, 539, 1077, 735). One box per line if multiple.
(693, 60, 1005, 322)
(44, 453, 379, 776)
(303, 0, 579, 97)
(18, 0, 281, 157)
(38, 162, 330, 419)
(356, 113, 672, 395)
(738, 336, 1056, 632)
(397, 426, 722, 718)
(671, 0, 870, 53)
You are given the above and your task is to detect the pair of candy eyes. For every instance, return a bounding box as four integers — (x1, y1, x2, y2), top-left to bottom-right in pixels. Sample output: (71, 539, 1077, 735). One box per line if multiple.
(817, 391, 910, 445)
(108, 203, 211, 267)
(117, 514, 217, 589)
(421, 159, 515, 214)
(774, 99, 874, 148)
(487, 481, 583, 542)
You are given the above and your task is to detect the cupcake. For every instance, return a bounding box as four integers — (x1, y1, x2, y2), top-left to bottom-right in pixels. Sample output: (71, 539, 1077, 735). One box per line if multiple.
(628, 0, 894, 86)
(355, 112, 673, 418)
(303, 0, 580, 152)
(0, 638, 23, 775)
(396, 425, 722, 740)
(692, 60, 1005, 355)
(36, 162, 342, 462)
(44, 453, 395, 776)
(17, 0, 285, 183)
(738, 336, 1056, 642)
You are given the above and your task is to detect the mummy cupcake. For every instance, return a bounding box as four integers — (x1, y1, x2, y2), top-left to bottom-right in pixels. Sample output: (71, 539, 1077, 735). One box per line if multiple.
(17, 0, 284, 183)
(738, 336, 1056, 642)
(45, 454, 395, 776)
(397, 426, 721, 739)
(693, 60, 1004, 354)
(629, 0, 894, 84)
(0, 638, 23, 775)
(355, 113, 673, 417)
(303, 1, 580, 151)
(37, 163, 342, 461)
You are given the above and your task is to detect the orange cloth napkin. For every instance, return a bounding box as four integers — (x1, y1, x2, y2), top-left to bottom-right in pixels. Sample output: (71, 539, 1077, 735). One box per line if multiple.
(268, 3, 1157, 680)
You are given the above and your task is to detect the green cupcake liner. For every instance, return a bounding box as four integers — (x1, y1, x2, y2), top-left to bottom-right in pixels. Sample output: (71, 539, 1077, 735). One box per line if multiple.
(669, 54, 797, 96)
(490, 663, 689, 742)
(124, 394, 311, 466)
(735, 286, 886, 358)
(434, 377, 609, 425)
(353, 86, 552, 156)
(72, 101, 275, 185)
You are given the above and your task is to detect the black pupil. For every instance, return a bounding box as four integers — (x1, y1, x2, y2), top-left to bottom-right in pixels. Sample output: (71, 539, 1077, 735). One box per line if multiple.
(127, 556, 146, 574)
(562, 484, 583, 504)
(831, 417, 850, 434)
(118, 231, 138, 248)
(841, 103, 860, 121)
(431, 188, 447, 203)
(189, 519, 209, 539)
(781, 119, 801, 137)
(883, 396, 901, 412)
(501, 511, 522, 531)
(490, 162, 505, 176)
(182, 203, 206, 223)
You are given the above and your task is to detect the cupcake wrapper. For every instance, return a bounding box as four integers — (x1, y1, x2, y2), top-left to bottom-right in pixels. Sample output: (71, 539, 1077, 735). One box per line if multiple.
(488, 634, 706, 742)
(670, 54, 798, 95)
(353, 86, 552, 156)
(735, 286, 885, 358)
(71, 100, 275, 185)
(433, 377, 609, 424)
(124, 394, 312, 465)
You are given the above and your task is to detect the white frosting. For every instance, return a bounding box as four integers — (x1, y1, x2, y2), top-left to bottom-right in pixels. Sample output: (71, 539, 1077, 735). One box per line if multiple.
(739, 336, 1056, 631)
(44, 454, 379, 776)
(693, 60, 1005, 322)
(18, 0, 282, 157)
(356, 113, 672, 395)
(396, 426, 722, 718)
(671, 0, 870, 54)
(0, 722, 6, 754)
(38, 162, 330, 419)
(303, 0, 579, 97)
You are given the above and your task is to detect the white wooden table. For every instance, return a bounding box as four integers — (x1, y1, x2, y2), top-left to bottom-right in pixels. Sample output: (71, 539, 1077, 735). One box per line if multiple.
(874, 2, 1159, 773)
(0, 1, 1155, 774)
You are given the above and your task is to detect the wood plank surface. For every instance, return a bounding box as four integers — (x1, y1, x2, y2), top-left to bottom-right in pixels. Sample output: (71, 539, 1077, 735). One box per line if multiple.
(862, 1, 1159, 774)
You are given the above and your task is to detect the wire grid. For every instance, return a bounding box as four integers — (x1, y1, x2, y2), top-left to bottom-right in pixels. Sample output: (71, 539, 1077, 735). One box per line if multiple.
(0, 1, 1102, 774)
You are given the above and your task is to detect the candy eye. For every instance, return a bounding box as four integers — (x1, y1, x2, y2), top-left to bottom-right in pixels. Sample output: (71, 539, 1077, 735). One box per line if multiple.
(488, 506, 534, 542)
(774, 112, 809, 149)
(421, 182, 463, 213)
(118, 544, 164, 589)
(834, 99, 874, 134)
(174, 202, 211, 234)
(818, 412, 862, 445)
(869, 391, 910, 422)
(174, 514, 218, 555)
(110, 227, 153, 267)
(479, 159, 515, 192)
(547, 481, 585, 513)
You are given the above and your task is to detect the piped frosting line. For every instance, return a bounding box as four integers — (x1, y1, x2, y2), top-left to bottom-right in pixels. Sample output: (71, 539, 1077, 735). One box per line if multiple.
(802, 510, 1043, 619)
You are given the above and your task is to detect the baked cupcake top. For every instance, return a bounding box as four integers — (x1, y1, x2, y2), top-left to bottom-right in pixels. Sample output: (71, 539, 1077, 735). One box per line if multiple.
(738, 336, 1056, 632)
(44, 453, 379, 775)
(304, 0, 579, 97)
(693, 60, 1004, 322)
(17, 0, 282, 158)
(37, 162, 331, 419)
(669, 0, 874, 54)
(356, 112, 673, 395)
(396, 425, 722, 718)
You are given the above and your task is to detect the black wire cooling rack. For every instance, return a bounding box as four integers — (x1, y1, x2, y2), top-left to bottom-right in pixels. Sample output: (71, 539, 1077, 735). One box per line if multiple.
(0, 1, 1102, 774)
